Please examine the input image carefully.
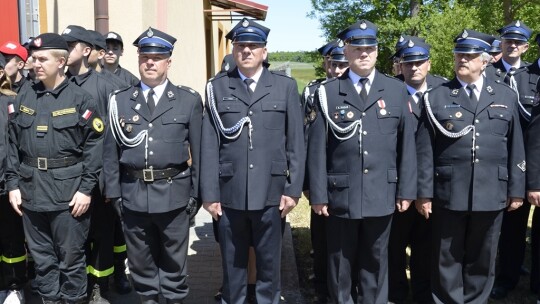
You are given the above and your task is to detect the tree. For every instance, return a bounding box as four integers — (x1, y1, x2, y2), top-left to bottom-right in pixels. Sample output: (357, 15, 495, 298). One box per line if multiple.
(309, 0, 540, 77)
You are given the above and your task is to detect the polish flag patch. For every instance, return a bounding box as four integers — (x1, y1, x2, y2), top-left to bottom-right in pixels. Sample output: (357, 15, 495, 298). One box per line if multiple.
(8, 104, 14, 114)
(82, 109, 93, 120)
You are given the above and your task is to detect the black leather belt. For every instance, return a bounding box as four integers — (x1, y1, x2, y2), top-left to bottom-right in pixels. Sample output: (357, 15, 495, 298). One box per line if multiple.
(123, 163, 189, 182)
(23, 156, 81, 170)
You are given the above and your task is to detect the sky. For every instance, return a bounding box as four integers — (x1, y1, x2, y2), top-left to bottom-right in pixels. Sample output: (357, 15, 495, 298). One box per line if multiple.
(255, 0, 326, 52)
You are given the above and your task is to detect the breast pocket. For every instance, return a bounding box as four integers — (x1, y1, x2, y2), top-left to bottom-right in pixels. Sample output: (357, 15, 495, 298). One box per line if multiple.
(487, 108, 511, 136)
(51, 114, 80, 149)
(217, 102, 244, 128)
(376, 107, 400, 134)
(262, 100, 287, 130)
(161, 113, 189, 142)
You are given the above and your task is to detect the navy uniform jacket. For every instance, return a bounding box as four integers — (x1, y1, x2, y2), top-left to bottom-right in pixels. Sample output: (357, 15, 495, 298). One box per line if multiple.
(5, 79, 103, 212)
(416, 77, 525, 211)
(485, 60, 535, 127)
(200, 68, 305, 210)
(12, 76, 33, 95)
(68, 68, 119, 123)
(526, 78, 540, 190)
(308, 70, 417, 219)
(103, 81, 202, 214)
(113, 65, 139, 87)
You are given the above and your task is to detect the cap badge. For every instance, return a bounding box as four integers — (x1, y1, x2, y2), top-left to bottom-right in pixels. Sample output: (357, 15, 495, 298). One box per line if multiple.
(6, 43, 16, 50)
(516, 20, 521, 27)
(33, 38, 42, 48)
(338, 40, 344, 47)
(360, 22, 367, 30)
(62, 28, 71, 35)
(399, 36, 404, 42)
(167, 90, 174, 98)
(242, 19, 250, 28)
(147, 28, 154, 38)
(462, 30, 468, 38)
(408, 40, 414, 47)
(107, 33, 118, 39)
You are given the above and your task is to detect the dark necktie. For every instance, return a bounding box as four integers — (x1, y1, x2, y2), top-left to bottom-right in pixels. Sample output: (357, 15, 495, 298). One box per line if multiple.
(466, 84, 478, 103)
(244, 78, 255, 98)
(147, 88, 156, 114)
(504, 67, 516, 85)
(415, 91, 424, 109)
(359, 78, 368, 103)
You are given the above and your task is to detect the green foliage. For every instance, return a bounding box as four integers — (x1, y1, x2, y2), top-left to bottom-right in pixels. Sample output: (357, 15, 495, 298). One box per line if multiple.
(308, 0, 540, 77)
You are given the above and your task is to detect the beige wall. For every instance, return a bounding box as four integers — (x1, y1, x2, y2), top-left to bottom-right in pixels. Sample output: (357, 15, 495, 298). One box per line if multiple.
(44, 0, 210, 95)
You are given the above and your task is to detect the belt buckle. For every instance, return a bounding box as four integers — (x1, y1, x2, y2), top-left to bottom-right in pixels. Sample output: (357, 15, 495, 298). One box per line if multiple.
(143, 168, 154, 182)
(37, 157, 47, 170)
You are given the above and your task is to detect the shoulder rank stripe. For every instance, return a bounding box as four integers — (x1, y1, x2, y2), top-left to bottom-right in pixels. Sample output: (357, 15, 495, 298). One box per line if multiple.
(20, 105, 35, 115)
(52, 108, 77, 117)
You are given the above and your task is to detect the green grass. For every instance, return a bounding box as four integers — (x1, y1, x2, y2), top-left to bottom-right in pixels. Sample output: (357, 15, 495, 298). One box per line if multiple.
(270, 61, 318, 94)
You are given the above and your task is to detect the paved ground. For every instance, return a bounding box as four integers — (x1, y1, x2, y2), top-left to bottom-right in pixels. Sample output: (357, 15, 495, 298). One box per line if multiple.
(25, 210, 305, 303)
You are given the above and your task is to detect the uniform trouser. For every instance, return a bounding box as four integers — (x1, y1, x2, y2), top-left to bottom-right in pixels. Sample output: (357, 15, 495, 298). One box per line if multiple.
(22, 208, 90, 302)
(388, 206, 432, 303)
(218, 206, 282, 304)
(494, 201, 532, 289)
(326, 214, 392, 304)
(530, 207, 540, 293)
(310, 209, 328, 297)
(86, 189, 115, 281)
(123, 207, 189, 302)
(431, 207, 503, 304)
(0, 194, 27, 290)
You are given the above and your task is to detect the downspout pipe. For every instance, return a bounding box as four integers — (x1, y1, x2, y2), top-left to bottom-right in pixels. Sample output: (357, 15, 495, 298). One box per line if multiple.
(94, 0, 108, 33)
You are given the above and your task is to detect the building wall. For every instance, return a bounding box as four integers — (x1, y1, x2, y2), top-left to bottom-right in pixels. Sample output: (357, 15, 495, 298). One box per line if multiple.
(43, 0, 210, 95)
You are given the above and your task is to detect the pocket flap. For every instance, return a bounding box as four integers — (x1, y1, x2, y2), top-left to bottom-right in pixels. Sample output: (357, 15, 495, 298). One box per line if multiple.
(435, 166, 452, 180)
(219, 162, 234, 177)
(162, 113, 188, 124)
(327, 174, 349, 188)
(218, 103, 242, 113)
(52, 114, 79, 129)
(498, 165, 509, 181)
(488, 108, 511, 121)
(271, 161, 288, 176)
(262, 100, 287, 112)
(387, 169, 398, 183)
(18, 164, 34, 179)
(376, 107, 400, 119)
(16, 114, 35, 128)
(52, 163, 83, 180)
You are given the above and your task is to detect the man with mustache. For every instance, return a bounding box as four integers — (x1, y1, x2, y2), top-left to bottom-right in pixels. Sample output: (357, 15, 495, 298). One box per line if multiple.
(416, 29, 525, 303)
(103, 27, 202, 304)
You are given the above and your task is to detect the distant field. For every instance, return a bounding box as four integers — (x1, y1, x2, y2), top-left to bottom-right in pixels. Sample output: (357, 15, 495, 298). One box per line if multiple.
(270, 61, 318, 93)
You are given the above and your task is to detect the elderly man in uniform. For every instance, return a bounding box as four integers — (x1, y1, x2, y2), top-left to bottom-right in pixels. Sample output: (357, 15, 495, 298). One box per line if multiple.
(308, 20, 417, 304)
(103, 27, 201, 304)
(484, 20, 536, 300)
(6, 32, 104, 304)
(388, 36, 446, 304)
(416, 29, 525, 304)
(201, 18, 305, 304)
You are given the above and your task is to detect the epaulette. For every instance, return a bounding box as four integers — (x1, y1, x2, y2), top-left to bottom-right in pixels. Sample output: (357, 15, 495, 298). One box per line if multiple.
(177, 85, 200, 96)
(307, 78, 325, 87)
(111, 85, 132, 96)
(432, 74, 449, 82)
(320, 77, 337, 85)
(493, 79, 517, 94)
(211, 72, 228, 81)
(270, 70, 292, 78)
